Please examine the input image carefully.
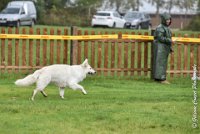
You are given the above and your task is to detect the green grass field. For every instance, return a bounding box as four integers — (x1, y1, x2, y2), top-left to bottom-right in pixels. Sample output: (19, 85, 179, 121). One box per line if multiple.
(0, 25, 200, 133)
(0, 74, 199, 134)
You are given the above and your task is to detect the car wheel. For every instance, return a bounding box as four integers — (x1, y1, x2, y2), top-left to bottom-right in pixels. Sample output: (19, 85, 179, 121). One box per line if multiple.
(148, 24, 152, 30)
(123, 24, 126, 28)
(16, 21, 20, 28)
(30, 20, 35, 27)
(138, 24, 141, 30)
(112, 22, 116, 28)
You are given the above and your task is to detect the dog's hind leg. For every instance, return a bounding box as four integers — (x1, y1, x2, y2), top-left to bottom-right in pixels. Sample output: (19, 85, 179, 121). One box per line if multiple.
(31, 89, 39, 101)
(32, 87, 48, 101)
(31, 90, 37, 101)
(59, 87, 65, 99)
(31, 75, 51, 101)
(69, 83, 87, 95)
(41, 91, 48, 97)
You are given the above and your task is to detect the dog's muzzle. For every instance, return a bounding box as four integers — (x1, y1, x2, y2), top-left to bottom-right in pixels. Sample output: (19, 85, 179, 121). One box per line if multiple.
(88, 71, 96, 75)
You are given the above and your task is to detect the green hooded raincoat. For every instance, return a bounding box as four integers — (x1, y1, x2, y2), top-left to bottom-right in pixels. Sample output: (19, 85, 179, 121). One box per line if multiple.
(153, 13, 172, 80)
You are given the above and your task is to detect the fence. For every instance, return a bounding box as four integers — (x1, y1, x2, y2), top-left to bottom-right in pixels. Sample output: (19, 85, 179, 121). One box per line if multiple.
(0, 26, 200, 77)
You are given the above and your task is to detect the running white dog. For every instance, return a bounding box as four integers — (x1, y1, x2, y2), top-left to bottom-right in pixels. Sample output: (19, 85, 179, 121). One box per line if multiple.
(15, 59, 96, 101)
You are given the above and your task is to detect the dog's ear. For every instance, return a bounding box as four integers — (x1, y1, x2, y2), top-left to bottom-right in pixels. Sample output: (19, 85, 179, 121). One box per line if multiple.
(82, 59, 88, 64)
(82, 59, 88, 67)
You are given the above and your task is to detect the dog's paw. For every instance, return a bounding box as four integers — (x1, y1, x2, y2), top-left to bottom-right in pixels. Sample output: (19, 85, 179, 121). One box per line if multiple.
(30, 97, 34, 101)
(82, 91, 87, 95)
(60, 96, 65, 99)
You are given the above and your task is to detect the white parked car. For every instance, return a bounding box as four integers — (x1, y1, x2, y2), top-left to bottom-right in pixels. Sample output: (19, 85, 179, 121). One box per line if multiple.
(91, 11, 125, 28)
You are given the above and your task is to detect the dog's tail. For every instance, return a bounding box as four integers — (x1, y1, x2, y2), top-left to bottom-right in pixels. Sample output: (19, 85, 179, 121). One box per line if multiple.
(15, 69, 43, 86)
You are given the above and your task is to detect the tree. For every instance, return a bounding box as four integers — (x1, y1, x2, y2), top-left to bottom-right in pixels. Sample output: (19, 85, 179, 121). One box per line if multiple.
(186, 0, 200, 31)
(165, 0, 179, 14)
(176, 0, 196, 14)
(35, 0, 46, 24)
(0, 0, 13, 11)
(197, 0, 200, 14)
(75, 0, 102, 17)
(146, 0, 165, 15)
(102, 0, 139, 13)
(44, 0, 66, 9)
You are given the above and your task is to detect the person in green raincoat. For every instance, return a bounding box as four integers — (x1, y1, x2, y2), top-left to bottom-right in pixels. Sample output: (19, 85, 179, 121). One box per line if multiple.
(153, 12, 175, 84)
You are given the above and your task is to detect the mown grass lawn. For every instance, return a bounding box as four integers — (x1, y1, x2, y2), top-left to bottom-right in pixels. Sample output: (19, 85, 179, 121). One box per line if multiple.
(0, 74, 199, 134)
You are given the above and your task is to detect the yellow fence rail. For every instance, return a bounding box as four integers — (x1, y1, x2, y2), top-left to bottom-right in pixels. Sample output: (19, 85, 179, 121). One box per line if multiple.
(0, 34, 118, 40)
(0, 33, 200, 43)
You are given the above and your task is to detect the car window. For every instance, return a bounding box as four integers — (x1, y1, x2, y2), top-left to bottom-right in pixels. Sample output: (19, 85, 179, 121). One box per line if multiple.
(124, 12, 141, 19)
(21, 7, 25, 14)
(144, 14, 150, 19)
(1, 7, 20, 14)
(140, 13, 145, 19)
(96, 13, 110, 16)
(113, 12, 121, 18)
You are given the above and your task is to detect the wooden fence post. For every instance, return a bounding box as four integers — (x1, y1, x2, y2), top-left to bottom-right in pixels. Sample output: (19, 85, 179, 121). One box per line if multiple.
(70, 26, 78, 65)
(1, 28, 6, 72)
(117, 32, 122, 77)
(57, 28, 61, 64)
(22, 28, 27, 68)
(42, 28, 47, 66)
(15, 28, 19, 72)
(36, 28, 41, 67)
(150, 29, 155, 79)
(50, 28, 54, 65)
(7, 27, 12, 72)
(63, 28, 68, 64)
(29, 28, 34, 70)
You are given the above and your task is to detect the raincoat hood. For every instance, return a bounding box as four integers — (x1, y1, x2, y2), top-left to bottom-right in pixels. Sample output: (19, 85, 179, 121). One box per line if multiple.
(160, 13, 171, 26)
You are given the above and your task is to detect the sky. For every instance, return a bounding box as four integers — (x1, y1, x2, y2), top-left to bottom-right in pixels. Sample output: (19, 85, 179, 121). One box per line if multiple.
(139, 1, 197, 14)
(100, 0, 197, 14)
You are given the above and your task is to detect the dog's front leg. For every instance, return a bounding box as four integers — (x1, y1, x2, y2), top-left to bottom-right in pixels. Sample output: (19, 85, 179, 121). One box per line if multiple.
(59, 87, 65, 99)
(69, 83, 87, 95)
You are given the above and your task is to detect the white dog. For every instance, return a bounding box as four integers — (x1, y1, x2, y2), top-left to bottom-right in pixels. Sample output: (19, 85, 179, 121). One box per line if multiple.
(15, 59, 96, 101)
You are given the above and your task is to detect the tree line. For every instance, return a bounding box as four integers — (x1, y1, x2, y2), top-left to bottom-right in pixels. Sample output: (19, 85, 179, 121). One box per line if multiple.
(0, 0, 199, 30)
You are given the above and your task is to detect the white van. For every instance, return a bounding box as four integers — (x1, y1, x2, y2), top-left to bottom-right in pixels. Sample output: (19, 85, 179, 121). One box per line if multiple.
(0, 1, 37, 27)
